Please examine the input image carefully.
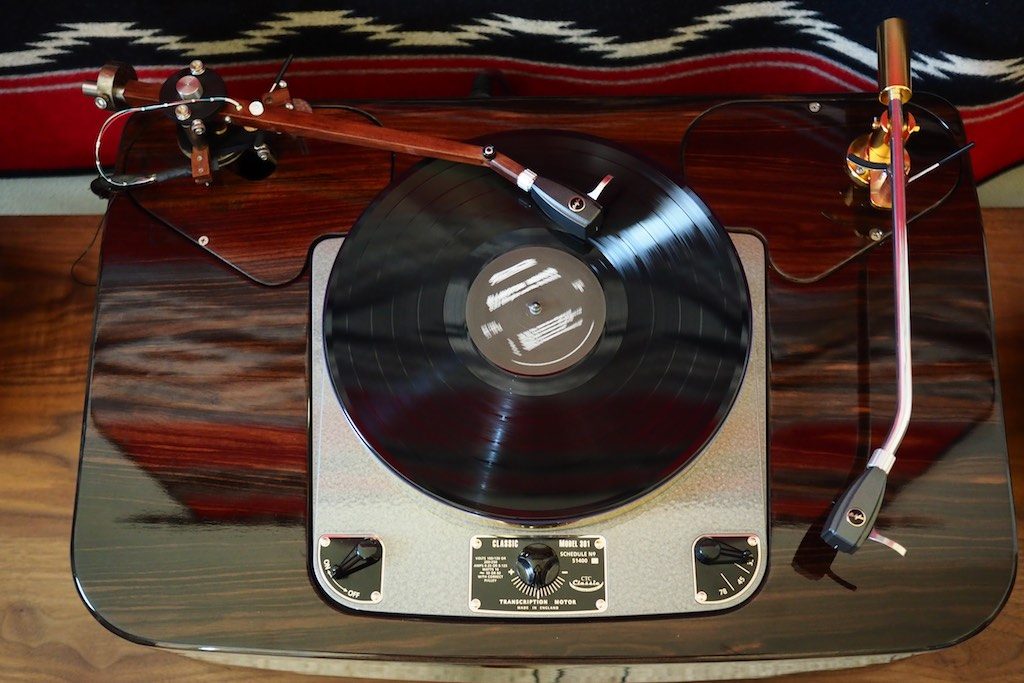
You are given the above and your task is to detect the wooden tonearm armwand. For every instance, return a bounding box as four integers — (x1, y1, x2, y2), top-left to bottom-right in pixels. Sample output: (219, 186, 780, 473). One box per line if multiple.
(84, 59, 613, 241)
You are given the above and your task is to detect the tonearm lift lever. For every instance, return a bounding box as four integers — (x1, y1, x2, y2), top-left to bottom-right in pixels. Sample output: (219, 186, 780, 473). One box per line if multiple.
(822, 18, 915, 557)
(84, 60, 612, 242)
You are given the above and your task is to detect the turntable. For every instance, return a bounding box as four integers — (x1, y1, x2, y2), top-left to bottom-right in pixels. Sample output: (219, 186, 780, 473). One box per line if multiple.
(71, 18, 1016, 678)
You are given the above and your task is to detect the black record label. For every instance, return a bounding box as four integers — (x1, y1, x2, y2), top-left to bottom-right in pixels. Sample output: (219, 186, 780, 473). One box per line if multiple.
(323, 131, 751, 524)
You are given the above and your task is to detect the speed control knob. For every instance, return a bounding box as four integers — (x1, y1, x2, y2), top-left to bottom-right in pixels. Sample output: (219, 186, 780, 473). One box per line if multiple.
(515, 543, 560, 587)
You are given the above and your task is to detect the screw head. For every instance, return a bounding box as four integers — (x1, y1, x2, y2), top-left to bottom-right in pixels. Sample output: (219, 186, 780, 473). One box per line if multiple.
(248, 100, 265, 116)
(594, 537, 605, 550)
(189, 59, 205, 76)
(93, 96, 108, 110)
(190, 119, 206, 135)
(527, 302, 542, 316)
(471, 537, 482, 549)
(869, 228, 885, 242)
(596, 599, 607, 611)
(319, 536, 331, 547)
(482, 145, 496, 159)
(370, 591, 382, 603)
(696, 591, 708, 603)
(469, 598, 481, 610)
(198, 235, 210, 246)
(278, 79, 287, 89)
(808, 101, 821, 113)
(174, 104, 191, 121)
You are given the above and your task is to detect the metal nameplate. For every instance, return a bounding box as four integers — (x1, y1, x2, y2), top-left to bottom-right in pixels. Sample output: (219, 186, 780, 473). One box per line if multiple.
(470, 536, 607, 614)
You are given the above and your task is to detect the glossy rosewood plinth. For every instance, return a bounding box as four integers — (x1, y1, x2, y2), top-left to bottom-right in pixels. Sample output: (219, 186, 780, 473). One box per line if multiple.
(73, 94, 1015, 662)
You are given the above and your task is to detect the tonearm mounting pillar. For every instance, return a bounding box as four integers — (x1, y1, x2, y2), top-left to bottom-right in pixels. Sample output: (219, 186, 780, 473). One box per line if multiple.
(845, 18, 920, 210)
(822, 18, 915, 557)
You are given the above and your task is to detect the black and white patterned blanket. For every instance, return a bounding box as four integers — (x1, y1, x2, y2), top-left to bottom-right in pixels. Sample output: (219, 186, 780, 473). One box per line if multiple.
(1, 2, 1021, 177)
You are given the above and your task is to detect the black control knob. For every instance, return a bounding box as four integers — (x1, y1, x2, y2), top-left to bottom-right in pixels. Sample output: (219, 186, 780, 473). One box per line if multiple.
(331, 538, 382, 579)
(695, 537, 752, 565)
(515, 543, 560, 587)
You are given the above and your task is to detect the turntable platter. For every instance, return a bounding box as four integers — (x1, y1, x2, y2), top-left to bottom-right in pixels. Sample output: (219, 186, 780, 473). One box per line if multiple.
(323, 132, 751, 523)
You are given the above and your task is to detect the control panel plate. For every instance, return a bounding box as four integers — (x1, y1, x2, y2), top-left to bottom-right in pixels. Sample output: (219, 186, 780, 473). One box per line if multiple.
(692, 534, 762, 604)
(470, 536, 607, 614)
(318, 535, 384, 604)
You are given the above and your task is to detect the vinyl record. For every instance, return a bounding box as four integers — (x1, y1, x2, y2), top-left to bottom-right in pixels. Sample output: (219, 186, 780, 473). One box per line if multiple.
(324, 131, 750, 524)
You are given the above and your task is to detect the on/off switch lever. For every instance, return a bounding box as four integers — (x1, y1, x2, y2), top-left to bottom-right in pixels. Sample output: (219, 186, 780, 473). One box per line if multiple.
(331, 538, 382, 579)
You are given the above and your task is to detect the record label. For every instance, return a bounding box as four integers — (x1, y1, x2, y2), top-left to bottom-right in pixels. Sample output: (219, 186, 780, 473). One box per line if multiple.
(466, 246, 606, 376)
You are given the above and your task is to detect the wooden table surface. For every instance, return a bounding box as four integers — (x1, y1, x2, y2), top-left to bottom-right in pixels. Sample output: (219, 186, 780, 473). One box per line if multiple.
(0, 211, 1020, 682)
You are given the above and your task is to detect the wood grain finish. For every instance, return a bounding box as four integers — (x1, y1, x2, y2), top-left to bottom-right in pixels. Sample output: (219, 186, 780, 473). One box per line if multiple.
(0, 217, 365, 682)
(1, 211, 1021, 680)
(66, 95, 1016, 664)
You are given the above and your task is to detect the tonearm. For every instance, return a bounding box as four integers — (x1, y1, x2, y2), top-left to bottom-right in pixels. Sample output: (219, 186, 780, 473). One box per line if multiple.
(83, 59, 613, 242)
(821, 18, 916, 556)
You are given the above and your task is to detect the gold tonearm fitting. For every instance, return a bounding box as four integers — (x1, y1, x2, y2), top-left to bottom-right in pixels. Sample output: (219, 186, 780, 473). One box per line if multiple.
(846, 18, 920, 209)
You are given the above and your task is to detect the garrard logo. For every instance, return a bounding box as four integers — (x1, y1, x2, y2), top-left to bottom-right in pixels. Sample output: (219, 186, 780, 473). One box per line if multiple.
(846, 507, 867, 527)
(569, 576, 604, 593)
(568, 196, 586, 212)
